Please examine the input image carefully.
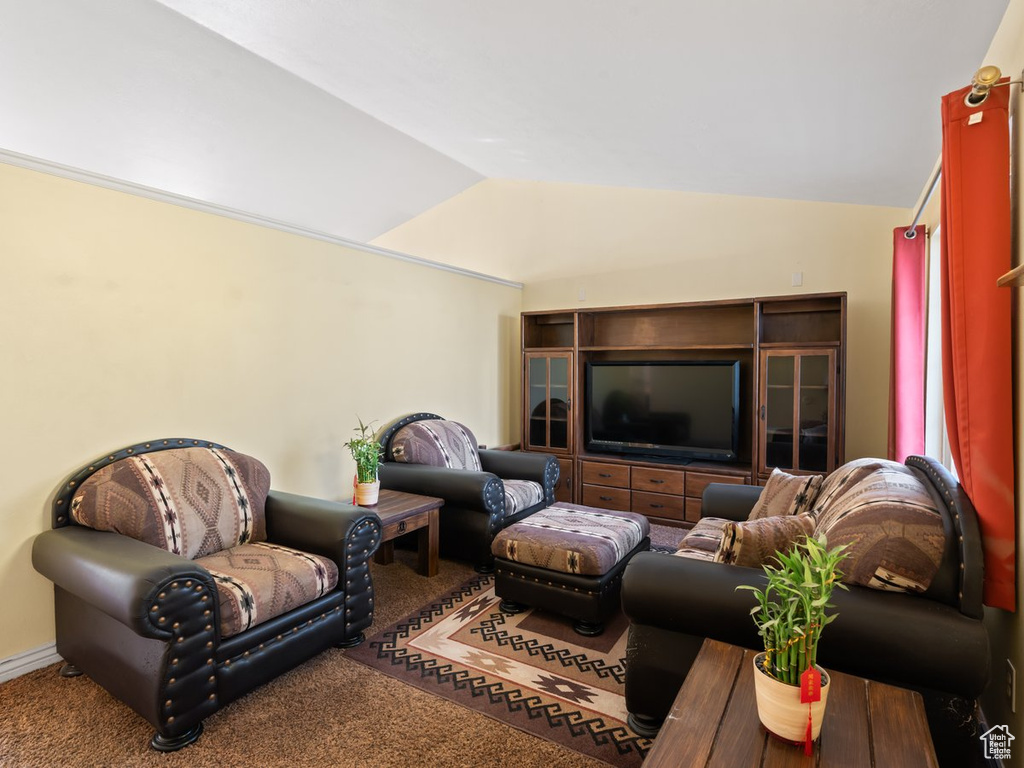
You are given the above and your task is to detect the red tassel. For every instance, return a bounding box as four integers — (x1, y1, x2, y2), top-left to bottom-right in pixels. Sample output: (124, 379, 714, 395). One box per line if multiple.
(805, 705, 813, 756)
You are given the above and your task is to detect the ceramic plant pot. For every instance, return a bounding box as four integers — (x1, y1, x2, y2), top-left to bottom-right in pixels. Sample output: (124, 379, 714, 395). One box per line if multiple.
(752, 652, 831, 743)
(353, 479, 380, 506)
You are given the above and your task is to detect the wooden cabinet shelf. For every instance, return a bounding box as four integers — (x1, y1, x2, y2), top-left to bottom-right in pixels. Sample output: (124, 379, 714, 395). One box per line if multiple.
(758, 295, 843, 346)
(521, 293, 846, 512)
(523, 313, 575, 349)
(579, 303, 756, 349)
(579, 343, 755, 352)
(758, 341, 840, 349)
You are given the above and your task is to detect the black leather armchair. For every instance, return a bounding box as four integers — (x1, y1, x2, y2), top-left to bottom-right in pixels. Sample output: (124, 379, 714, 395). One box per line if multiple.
(621, 455, 990, 736)
(32, 439, 381, 751)
(377, 413, 559, 571)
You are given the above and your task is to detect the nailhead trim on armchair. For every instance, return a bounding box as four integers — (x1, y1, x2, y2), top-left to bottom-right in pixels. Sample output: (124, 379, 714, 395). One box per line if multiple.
(149, 574, 221, 735)
(543, 459, 560, 505)
(341, 517, 382, 639)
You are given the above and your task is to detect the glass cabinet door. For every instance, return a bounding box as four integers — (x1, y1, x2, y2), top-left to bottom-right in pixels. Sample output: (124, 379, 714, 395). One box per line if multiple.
(764, 354, 796, 471)
(797, 353, 832, 472)
(759, 349, 836, 475)
(525, 353, 572, 453)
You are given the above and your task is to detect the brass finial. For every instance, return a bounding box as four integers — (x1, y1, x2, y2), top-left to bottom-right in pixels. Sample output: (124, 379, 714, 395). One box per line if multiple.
(967, 65, 1002, 105)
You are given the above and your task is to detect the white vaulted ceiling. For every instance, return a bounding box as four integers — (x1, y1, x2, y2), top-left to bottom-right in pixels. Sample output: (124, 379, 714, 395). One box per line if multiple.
(0, 0, 483, 244)
(151, 0, 1009, 208)
(0, 0, 1011, 245)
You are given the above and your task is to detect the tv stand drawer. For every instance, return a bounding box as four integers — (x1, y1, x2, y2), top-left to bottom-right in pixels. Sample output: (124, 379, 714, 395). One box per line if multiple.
(685, 498, 703, 523)
(631, 491, 685, 520)
(686, 471, 749, 500)
(575, 460, 751, 523)
(631, 467, 684, 495)
(581, 461, 630, 488)
(581, 484, 631, 510)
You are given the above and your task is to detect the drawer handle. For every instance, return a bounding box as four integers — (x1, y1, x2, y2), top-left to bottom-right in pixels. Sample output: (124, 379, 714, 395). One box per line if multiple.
(398, 521, 407, 533)
(599, 472, 612, 478)
(649, 503, 665, 509)
(648, 479, 665, 484)
(600, 495, 613, 501)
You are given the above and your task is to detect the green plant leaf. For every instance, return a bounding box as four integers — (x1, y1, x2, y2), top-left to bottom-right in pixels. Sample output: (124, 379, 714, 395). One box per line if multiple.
(344, 416, 383, 483)
(734, 535, 847, 666)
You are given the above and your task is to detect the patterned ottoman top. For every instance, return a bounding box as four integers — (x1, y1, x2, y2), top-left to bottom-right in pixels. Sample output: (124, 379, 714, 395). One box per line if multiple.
(491, 503, 650, 576)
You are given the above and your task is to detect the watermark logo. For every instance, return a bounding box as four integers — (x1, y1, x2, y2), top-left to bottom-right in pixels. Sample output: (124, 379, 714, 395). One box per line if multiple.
(980, 724, 1015, 761)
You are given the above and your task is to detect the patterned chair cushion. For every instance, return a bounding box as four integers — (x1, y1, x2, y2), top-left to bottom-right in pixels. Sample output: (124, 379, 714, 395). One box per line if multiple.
(672, 517, 730, 561)
(71, 447, 271, 560)
(813, 457, 903, 512)
(714, 514, 817, 568)
(391, 420, 482, 471)
(748, 468, 823, 520)
(196, 542, 339, 638)
(502, 478, 544, 517)
(813, 461, 946, 593)
(671, 546, 717, 562)
(491, 503, 649, 576)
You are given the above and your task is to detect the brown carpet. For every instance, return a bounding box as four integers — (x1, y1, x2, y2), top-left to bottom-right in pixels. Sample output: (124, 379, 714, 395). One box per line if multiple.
(0, 525, 686, 767)
(347, 574, 651, 767)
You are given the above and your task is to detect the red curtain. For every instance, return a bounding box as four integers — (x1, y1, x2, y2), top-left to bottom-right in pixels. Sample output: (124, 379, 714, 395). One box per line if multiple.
(940, 81, 1016, 611)
(888, 225, 927, 463)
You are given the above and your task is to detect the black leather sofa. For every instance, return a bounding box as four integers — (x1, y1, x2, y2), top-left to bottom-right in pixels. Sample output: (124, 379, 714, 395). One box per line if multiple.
(377, 413, 559, 571)
(621, 455, 990, 736)
(32, 438, 381, 751)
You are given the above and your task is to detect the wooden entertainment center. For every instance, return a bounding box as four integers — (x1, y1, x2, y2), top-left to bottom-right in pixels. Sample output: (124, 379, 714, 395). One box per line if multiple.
(521, 292, 846, 529)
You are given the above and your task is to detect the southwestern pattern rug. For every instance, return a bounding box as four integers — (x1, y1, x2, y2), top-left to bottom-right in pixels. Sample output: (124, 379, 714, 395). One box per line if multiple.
(346, 574, 653, 767)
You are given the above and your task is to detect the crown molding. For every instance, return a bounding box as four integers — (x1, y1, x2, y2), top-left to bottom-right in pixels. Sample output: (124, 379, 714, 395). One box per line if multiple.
(0, 148, 522, 290)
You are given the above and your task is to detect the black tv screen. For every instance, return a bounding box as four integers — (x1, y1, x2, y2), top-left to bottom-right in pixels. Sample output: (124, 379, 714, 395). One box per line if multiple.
(585, 361, 740, 462)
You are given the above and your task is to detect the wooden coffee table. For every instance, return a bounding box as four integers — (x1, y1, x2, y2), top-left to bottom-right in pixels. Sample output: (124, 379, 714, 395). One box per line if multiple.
(368, 489, 443, 577)
(642, 639, 938, 768)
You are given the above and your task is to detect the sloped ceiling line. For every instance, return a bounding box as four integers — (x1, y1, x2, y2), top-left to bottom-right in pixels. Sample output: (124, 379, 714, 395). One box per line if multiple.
(0, 148, 522, 289)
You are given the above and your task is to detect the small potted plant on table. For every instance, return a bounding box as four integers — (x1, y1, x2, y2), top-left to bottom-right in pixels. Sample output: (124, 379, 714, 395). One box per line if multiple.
(345, 417, 382, 506)
(738, 537, 847, 752)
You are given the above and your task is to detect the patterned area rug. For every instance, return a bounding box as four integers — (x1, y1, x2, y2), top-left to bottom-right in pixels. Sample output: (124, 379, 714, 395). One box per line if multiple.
(346, 574, 652, 767)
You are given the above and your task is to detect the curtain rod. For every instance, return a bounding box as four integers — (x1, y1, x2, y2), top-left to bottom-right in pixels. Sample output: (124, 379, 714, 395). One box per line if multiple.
(904, 65, 1023, 240)
(904, 163, 941, 240)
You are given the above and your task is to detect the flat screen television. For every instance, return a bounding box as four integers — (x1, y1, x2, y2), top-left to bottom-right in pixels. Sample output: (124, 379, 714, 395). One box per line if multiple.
(584, 360, 740, 462)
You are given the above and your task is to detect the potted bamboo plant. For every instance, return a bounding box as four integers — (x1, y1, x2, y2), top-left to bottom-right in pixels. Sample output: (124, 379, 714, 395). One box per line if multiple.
(737, 537, 847, 750)
(345, 417, 382, 506)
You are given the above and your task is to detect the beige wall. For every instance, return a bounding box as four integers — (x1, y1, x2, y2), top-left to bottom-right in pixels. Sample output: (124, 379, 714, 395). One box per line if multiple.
(376, 180, 909, 460)
(0, 162, 522, 660)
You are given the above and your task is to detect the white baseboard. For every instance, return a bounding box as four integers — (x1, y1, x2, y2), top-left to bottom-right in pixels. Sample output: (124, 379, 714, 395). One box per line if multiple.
(0, 643, 61, 683)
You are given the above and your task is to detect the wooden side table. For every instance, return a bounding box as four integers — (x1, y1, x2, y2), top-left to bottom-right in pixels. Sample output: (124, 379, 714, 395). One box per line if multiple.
(368, 489, 443, 577)
(642, 639, 938, 768)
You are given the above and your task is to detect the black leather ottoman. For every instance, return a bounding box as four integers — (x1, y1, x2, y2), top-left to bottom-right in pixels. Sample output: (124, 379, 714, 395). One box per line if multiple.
(491, 503, 651, 636)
